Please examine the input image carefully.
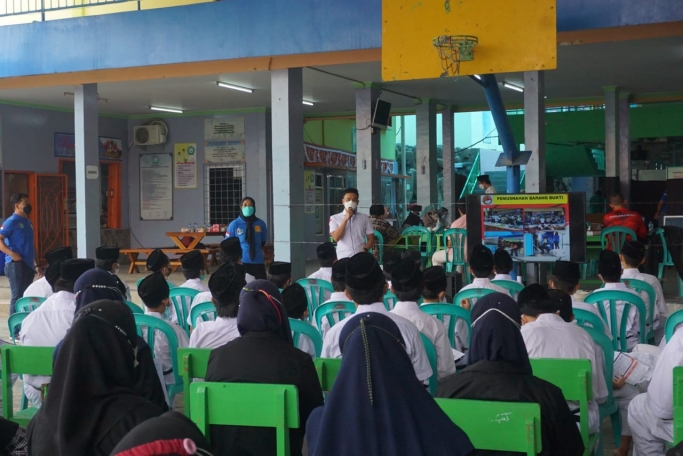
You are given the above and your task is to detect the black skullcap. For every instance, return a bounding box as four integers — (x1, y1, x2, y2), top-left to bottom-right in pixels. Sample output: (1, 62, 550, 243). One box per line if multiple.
(553, 261, 581, 282)
(45, 259, 63, 286)
(547, 289, 573, 323)
(316, 242, 337, 262)
(60, 258, 94, 282)
(331, 257, 349, 283)
(95, 246, 120, 261)
(208, 261, 246, 303)
(346, 252, 385, 291)
(598, 250, 622, 278)
(220, 237, 242, 259)
(146, 249, 169, 272)
(622, 240, 646, 263)
(369, 204, 385, 216)
(180, 250, 204, 270)
(382, 249, 403, 274)
(423, 266, 447, 293)
(138, 272, 170, 306)
(477, 174, 490, 182)
(268, 262, 291, 276)
(493, 248, 513, 271)
(44, 246, 73, 265)
(281, 283, 309, 317)
(407, 204, 423, 213)
(402, 249, 422, 265)
(391, 259, 424, 292)
(469, 244, 494, 271)
(517, 283, 555, 314)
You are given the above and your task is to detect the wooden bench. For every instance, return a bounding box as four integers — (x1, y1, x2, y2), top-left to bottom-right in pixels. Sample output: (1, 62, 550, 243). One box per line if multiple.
(120, 248, 217, 274)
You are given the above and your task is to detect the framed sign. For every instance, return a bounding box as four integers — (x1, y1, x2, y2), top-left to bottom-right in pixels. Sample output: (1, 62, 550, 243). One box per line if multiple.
(140, 153, 173, 221)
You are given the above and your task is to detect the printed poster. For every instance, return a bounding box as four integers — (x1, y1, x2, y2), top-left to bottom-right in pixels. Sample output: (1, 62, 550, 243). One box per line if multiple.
(174, 143, 197, 189)
(140, 154, 173, 221)
(204, 118, 245, 141)
(205, 141, 245, 163)
(54, 133, 123, 161)
(304, 170, 315, 214)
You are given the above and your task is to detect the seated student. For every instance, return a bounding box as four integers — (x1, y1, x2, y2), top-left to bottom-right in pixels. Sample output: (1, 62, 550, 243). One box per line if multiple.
(189, 261, 246, 349)
(457, 244, 509, 299)
(205, 280, 323, 456)
(591, 250, 642, 350)
(268, 261, 291, 289)
(321, 252, 432, 383)
(628, 323, 683, 455)
(547, 288, 575, 323)
(27, 300, 164, 455)
(282, 283, 316, 357)
(308, 242, 337, 281)
(382, 248, 403, 289)
(549, 261, 612, 339)
(95, 245, 129, 299)
(146, 248, 173, 283)
(20, 258, 94, 406)
(178, 250, 209, 293)
(319, 258, 352, 338)
(493, 248, 516, 282)
(23, 246, 72, 298)
(620, 240, 667, 344)
(437, 292, 585, 456)
(390, 259, 455, 380)
(421, 266, 448, 305)
(138, 272, 190, 385)
(306, 313, 474, 456)
(518, 284, 608, 436)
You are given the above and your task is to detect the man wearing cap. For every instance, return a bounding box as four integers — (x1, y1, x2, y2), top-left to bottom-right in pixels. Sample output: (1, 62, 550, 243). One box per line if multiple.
(23, 246, 72, 299)
(95, 246, 129, 300)
(620, 240, 667, 344)
(189, 261, 246, 349)
(493, 248, 516, 283)
(308, 242, 337, 281)
(147, 248, 174, 284)
(20, 258, 94, 405)
(330, 188, 375, 260)
(318, 258, 353, 338)
(476, 175, 497, 194)
(422, 266, 448, 305)
(321, 252, 432, 383)
(178, 250, 209, 293)
(390, 259, 455, 380)
(369, 204, 400, 261)
(268, 262, 292, 289)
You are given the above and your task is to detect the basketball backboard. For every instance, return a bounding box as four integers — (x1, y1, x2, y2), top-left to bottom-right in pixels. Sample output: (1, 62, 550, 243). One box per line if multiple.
(382, 0, 558, 81)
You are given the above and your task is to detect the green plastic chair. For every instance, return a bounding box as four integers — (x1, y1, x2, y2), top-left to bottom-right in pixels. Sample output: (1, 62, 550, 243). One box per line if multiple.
(125, 300, 144, 314)
(15, 296, 46, 313)
(674, 366, 683, 445)
(313, 357, 342, 393)
(190, 302, 217, 328)
(584, 289, 647, 351)
(383, 291, 398, 311)
(621, 278, 656, 343)
(665, 309, 683, 342)
(401, 226, 434, 269)
(169, 287, 200, 336)
(419, 333, 438, 397)
(373, 229, 384, 265)
(530, 358, 597, 454)
(600, 226, 637, 254)
(134, 314, 183, 403)
(313, 301, 355, 333)
(453, 288, 495, 307)
(178, 347, 212, 416)
(296, 278, 334, 321)
(443, 228, 468, 275)
(421, 303, 471, 349)
(190, 382, 299, 456)
(655, 228, 675, 280)
(573, 308, 606, 335)
(7, 312, 30, 342)
(2, 345, 55, 427)
(435, 398, 542, 455)
(491, 279, 524, 299)
(289, 319, 322, 358)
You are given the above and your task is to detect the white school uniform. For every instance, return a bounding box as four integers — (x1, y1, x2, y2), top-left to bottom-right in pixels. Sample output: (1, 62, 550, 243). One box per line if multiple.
(22, 276, 53, 299)
(142, 310, 190, 385)
(19, 291, 75, 405)
(589, 282, 641, 350)
(319, 292, 354, 338)
(628, 326, 683, 455)
(321, 302, 432, 382)
(622, 267, 667, 343)
(458, 278, 510, 297)
(455, 278, 510, 350)
(178, 278, 209, 293)
(308, 267, 333, 282)
(329, 211, 374, 259)
(391, 301, 456, 379)
(570, 295, 612, 340)
(521, 313, 608, 434)
(189, 316, 239, 349)
(493, 273, 514, 281)
(293, 320, 317, 358)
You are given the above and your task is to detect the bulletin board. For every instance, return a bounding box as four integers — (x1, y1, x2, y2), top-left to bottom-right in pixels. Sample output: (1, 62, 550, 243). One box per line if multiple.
(140, 153, 173, 221)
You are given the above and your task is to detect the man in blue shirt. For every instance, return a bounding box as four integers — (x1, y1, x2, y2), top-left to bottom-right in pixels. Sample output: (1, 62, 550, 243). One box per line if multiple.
(0, 193, 36, 328)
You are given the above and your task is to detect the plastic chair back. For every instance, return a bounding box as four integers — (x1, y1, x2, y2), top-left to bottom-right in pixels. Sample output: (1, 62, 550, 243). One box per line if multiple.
(453, 288, 495, 307)
(584, 289, 647, 351)
(435, 398, 542, 455)
(600, 226, 637, 254)
(289, 319, 322, 358)
(420, 333, 438, 397)
(421, 303, 471, 349)
(125, 301, 144, 314)
(7, 312, 30, 342)
(443, 228, 467, 273)
(313, 301, 355, 333)
(666, 309, 683, 342)
(314, 358, 342, 392)
(15, 296, 46, 313)
(621, 278, 656, 342)
(178, 347, 212, 416)
(401, 226, 434, 268)
(190, 302, 217, 328)
(674, 366, 683, 445)
(573, 308, 606, 335)
(169, 287, 200, 336)
(655, 227, 675, 279)
(2, 345, 55, 426)
(373, 229, 384, 265)
(383, 291, 398, 311)
(190, 382, 299, 455)
(296, 279, 334, 320)
(491, 279, 524, 299)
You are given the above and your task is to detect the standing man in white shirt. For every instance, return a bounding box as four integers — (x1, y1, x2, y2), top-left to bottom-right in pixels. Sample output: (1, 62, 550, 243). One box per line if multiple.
(390, 259, 455, 380)
(321, 252, 432, 382)
(308, 242, 336, 282)
(329, 188, 374, 259)
(476, 175, 497, 194)
(23, 246, 72, 299)
(178, 250, 209, 293)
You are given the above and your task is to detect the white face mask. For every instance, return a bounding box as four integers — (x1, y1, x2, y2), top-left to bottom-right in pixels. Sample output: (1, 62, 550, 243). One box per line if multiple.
(113, 266, 120, 275)
(344, 201, 358, 211)
(478, 184, 485, 190)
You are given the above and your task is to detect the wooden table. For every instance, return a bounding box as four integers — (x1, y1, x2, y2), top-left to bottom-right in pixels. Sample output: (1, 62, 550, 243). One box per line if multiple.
(121, 248, 215, 274)
(165, 231, 225, 249)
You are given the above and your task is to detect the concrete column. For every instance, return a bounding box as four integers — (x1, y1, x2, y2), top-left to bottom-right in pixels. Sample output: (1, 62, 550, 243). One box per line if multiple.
(355, 84, 382, 212)
(441, 105, 456, 215)
(74, 84, 100, 258)
(524, 71, 546, 194)
(604, 87, 620, 197)
(245, 111, 273, 238)
(416, 99, 437, 209)
(618, 92, 631, 202)
(271, 68, 305, 278)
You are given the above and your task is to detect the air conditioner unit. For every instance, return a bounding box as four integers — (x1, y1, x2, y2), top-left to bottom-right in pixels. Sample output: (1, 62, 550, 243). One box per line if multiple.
(134, 125, 167, 146)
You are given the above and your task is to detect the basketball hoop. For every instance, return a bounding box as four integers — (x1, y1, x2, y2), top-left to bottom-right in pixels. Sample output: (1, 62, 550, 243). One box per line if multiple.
(433, 35, 478, 77)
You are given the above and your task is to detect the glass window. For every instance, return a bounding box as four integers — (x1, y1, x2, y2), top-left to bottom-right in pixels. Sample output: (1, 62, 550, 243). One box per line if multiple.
(204, 164, 245, 226)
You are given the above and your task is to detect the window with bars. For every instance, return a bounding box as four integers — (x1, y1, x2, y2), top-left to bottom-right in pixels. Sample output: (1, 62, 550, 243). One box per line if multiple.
(204, 164, 245, 226)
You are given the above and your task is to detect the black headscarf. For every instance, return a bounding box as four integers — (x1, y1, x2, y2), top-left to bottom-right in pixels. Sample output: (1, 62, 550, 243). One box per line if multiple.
(468, 292, 532, 374)
(27, 300, 162, 455)
(239, 197, 258, 261)
(74, 268, 125, 313)
(306, 313, 474, 456)
(237, 279, 292, 345)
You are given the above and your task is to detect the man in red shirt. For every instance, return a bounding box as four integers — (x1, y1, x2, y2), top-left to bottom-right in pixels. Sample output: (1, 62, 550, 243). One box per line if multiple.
(603, 193, 647, 243)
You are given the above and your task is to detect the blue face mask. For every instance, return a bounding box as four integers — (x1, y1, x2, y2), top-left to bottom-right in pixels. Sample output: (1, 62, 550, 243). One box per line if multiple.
(200, 274, 206, 281)
(162, 305, 172, 321)
(242, 206, 255, 217)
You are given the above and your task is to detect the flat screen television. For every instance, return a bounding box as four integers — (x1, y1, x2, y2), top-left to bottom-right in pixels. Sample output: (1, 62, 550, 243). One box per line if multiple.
(466, 193, 586, 263)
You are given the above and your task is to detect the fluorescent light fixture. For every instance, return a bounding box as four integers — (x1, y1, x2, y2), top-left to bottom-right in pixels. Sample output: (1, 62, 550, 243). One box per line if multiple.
(503, 82, 524, 93)
(216, 82, 253, 93)
(149, 106, 183, 114)
(473, 74, 481, 80)
(302, 100, 314, 106)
